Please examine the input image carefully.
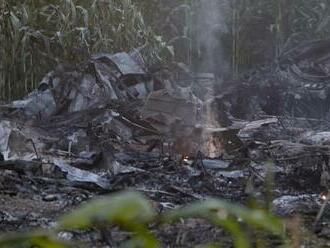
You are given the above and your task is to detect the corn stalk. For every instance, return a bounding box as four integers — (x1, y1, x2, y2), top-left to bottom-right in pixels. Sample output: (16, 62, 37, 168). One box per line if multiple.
(0, 0, 168, 101)
(227, 0, 330, 77)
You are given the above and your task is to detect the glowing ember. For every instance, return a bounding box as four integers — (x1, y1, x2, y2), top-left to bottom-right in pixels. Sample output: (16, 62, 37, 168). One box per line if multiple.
(183, 156, 189, 162)
(320, 192, 328, 201)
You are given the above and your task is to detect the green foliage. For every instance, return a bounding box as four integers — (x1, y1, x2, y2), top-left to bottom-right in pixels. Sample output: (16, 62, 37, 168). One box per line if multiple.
(58, 191, 156, 230)
(165, 199, 282, 234)
(58, 191, 159, 247)
(136, 0, 330, 77)
(0, 0, 169, 100)
(2, 0, 330, 100)
(0, 232, 70, 248)
(0, 190, 284, 248)
(229, 0, 330, 76)
(165, 199, 283, 248)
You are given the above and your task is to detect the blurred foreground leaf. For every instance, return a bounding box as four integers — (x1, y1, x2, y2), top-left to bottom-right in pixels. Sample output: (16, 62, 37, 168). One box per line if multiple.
(58, 191, 156, 230)
(164, 199, 283, 248)
(0, 191, 284, 248)
(0, 232, 70, 248)
(57, 190, 158, 247)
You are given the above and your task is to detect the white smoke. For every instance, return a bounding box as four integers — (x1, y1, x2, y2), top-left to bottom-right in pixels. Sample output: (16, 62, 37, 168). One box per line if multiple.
(192, 1, 231, 157)
(194, 0, 229, 75)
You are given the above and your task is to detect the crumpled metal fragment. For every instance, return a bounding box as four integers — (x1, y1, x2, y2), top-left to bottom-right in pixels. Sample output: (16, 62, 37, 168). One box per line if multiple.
(54, 159, 111, 190)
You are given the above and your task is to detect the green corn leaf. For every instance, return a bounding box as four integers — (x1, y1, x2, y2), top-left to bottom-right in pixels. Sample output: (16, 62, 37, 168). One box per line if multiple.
(57, 191, 156, 230)
(165, 199, 283, 234)
(0, 232, 71, 248)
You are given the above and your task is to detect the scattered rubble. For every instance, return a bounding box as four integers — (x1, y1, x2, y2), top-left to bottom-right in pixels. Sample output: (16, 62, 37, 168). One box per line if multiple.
(2, 40, 330, 246)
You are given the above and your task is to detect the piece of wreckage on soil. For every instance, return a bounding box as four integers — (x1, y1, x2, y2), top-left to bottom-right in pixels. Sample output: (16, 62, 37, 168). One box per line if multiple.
(222, 38, 330, 120)
(225, 51, 330, 217)
(3, 38, 330, 191)
(0, 51, 242, 189)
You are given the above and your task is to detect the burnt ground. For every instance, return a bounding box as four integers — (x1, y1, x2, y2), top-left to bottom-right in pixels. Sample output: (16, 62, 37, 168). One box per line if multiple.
(1, 152, 330, 247)
(3, 39, 330, 247)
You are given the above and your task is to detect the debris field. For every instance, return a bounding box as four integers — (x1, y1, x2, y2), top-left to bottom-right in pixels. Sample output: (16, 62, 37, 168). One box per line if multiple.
(2, 39, 330, 247)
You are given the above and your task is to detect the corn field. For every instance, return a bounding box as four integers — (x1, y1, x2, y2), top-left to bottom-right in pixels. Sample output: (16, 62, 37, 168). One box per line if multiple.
(1, 0, 330, 100)
(139, 0, 330, 78)
(0, 0, 165, 101)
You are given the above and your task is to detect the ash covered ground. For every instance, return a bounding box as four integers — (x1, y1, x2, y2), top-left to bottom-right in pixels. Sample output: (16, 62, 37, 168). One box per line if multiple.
(2, 40, 330, 247)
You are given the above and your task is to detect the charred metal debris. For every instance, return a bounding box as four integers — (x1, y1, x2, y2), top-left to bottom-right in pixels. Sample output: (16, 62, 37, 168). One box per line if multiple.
(3, 39, 330, 244)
